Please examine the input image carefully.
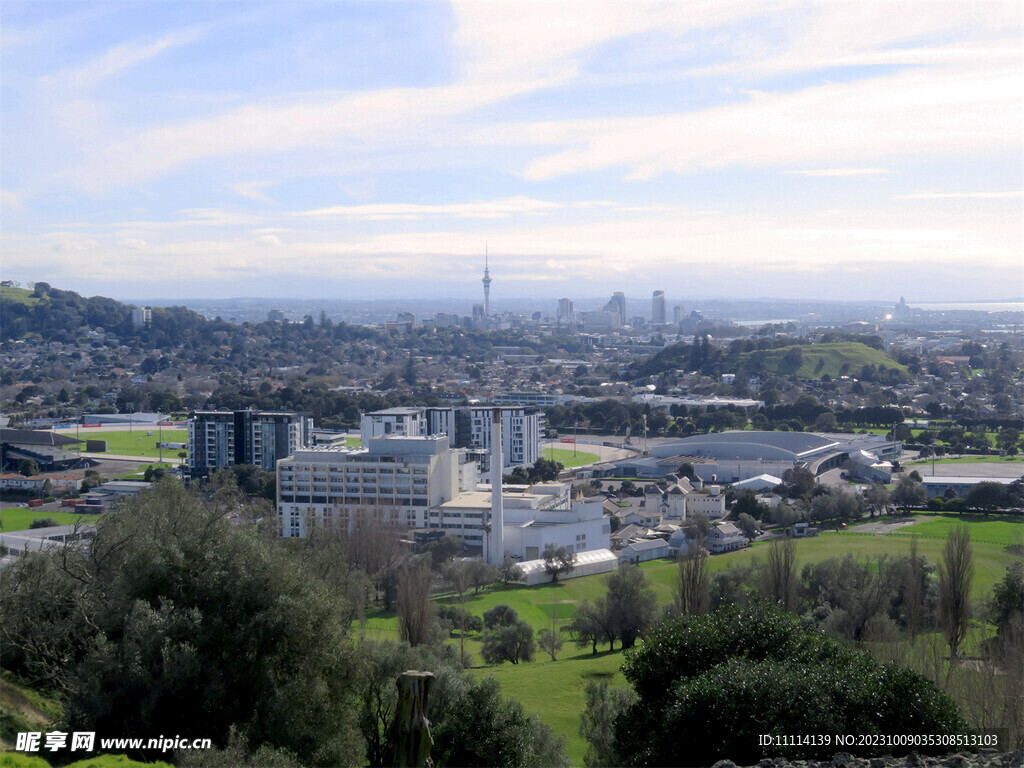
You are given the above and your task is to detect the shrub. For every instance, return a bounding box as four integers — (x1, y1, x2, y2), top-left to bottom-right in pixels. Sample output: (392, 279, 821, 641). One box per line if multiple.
(613, 603, 969, 765)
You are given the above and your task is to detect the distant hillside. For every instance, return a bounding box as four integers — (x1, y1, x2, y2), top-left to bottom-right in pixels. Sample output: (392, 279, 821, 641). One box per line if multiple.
(735, 342, 907, 379)
(635, 341, 906, 380)
(0, 283, 210, 346)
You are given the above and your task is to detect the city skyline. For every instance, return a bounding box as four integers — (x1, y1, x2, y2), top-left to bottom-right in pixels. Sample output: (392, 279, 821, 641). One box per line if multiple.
(2, 1, 1021, 303)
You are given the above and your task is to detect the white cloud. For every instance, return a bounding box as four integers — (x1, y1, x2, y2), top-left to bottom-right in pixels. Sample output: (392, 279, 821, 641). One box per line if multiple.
(255, 235, 281, 247)
(295, 196, 566, 220)
(785, 168, 893, 177)
(0, 189, 26, 210)
(520, 64, 1024, 180)
(40, 28, 203, 92)
(893, 190, 1024, 200)
(230, 181, 276, 204)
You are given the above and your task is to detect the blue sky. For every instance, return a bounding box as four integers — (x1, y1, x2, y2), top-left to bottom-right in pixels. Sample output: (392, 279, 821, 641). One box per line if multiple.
(2, 1, 1021, 304)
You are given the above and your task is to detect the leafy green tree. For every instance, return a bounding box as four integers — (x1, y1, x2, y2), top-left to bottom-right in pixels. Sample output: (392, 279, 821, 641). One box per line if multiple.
(481, 620, 535, 666)
(893, 476, 926, 511)
(988, 562, 1024, 642)
(736, 512, 758, 541)
(579, 680, 636, 768)
(17, 458, 39, 477)
(542, 543, 576, 582)
(498, 556, 525, 585)
(614, 604, 968, 766)
(938, 525, 973, 660)
(965, 481, 1009, 512)
(0, 480, 362, 766)
(604, 564, 659, 649)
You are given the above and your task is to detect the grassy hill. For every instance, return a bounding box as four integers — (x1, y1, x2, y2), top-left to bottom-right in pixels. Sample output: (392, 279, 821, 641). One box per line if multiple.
(0, 286, 42, 306)
(735, 341, 907, 379)
(635, 340, 906, 380)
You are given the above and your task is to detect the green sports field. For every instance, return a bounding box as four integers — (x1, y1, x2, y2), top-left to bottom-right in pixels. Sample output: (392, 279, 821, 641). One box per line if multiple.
(73, 429, 187, 458)
(541, 447, 601, 468)
(0, 509, 101, 533)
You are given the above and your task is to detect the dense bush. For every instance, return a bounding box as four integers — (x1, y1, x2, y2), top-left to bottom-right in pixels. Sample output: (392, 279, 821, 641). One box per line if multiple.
(612, 603, 969, 766)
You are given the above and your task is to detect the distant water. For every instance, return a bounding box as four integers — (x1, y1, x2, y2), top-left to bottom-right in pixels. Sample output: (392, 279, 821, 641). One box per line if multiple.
(914, 301, 1023, 312)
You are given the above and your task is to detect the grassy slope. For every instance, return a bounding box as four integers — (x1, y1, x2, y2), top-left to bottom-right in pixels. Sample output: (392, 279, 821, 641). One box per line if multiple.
(358, 525, 1020, 763)
(0, 286, 42, 306)
(0, 672, 61, 752)
(0, 510, 102, 533)
(734, 341, 907, 379)
(74, 430, 187, 458)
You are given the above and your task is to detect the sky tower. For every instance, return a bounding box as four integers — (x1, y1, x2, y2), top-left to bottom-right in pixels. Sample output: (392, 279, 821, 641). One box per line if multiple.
(482, 245, 492, 316)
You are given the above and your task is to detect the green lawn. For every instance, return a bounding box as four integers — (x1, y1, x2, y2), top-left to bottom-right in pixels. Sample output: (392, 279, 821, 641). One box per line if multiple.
(881, 514, 1024, 547)
(115, 462, 179, 480)
(74, 429, 187, 458)
(0, 509, 101, 532)
(356, 526, 1021, 762)
(541, 447, 601, 468)
(345, 436, 361, 448)
(907, 455, 1023, 465)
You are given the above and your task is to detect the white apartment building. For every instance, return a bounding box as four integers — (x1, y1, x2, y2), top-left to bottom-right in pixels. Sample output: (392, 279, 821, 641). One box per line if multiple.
(277, 435, 478, 538)
(426, 406, 541, 472)
(360, 406, 542, 473)
(359, 408, 428, 440)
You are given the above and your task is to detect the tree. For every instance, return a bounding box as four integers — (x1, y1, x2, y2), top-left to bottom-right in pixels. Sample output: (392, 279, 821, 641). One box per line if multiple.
(781, 466, 815, 498)
(604, 564, 658, 649)
(988, 562, 1024, 641)
(396, 558, 438, 648)
(736, 512, 758, 541)
(18, 458, 39, 477)
(965, 481, 1008, 513)
(892, 476, 926, 512)
(466, 559, 499, 594)
(28, 517, 58, 529)
(763, 536, 797, 611)
(677, 462, 696, 480)
(672, 542, 710, 617)
(542, 543, 576, 582)
(938, 525, 973, 660)
(537, 628, 563, 661)
(0, 480, 362, 766)
(498, 556, 525, 585)
(614, 604, 968, 766)
(579, 680, 636, 768)
(481, 608, 536, 666)
(864, 483, 891, 518)
(567, 599, 608, 655)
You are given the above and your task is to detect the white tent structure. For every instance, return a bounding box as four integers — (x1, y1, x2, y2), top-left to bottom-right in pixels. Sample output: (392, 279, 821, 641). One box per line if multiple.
(514, 548, 619, 586)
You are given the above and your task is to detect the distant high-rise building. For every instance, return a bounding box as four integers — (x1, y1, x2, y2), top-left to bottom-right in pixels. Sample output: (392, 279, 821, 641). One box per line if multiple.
(267, 309, 285, 323)
(472, 304, 485, 323)
(603, 291, 627, 326)
(652, 290, 666, 324)
(482, 248, 492, 316)
(673, 304, 686, 323)
(131, 306, 152, 326)
(557, 297, 574, 322)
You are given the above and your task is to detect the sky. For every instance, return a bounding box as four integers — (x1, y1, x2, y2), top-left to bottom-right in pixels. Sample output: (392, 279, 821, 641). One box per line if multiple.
(1, 1, 1022, 306)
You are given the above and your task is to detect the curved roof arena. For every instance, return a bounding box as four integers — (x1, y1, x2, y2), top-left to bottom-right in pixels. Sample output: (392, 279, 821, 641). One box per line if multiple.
(651, 431, 839, 462)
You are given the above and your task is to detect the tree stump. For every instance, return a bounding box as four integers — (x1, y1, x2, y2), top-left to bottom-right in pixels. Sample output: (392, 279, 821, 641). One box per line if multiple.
(388, 670, 435, 768)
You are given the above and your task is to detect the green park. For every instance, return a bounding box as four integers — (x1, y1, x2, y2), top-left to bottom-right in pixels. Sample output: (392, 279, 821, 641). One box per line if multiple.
(357, 513, 1023, 763)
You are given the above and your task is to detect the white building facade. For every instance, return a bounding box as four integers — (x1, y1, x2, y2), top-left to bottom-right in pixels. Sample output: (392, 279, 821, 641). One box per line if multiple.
(277, 435, 477, 538)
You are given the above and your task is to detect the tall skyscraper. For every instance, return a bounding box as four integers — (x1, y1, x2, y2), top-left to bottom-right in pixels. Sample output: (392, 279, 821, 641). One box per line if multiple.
(603, 291, 627, 326)
(557, 297, 574, 322)
(651, 290, 666, 324)
(482, 248, 492, 316)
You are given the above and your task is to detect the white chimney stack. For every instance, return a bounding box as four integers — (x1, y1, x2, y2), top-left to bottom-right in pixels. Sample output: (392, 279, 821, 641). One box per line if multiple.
(489, 408, 504, 565)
